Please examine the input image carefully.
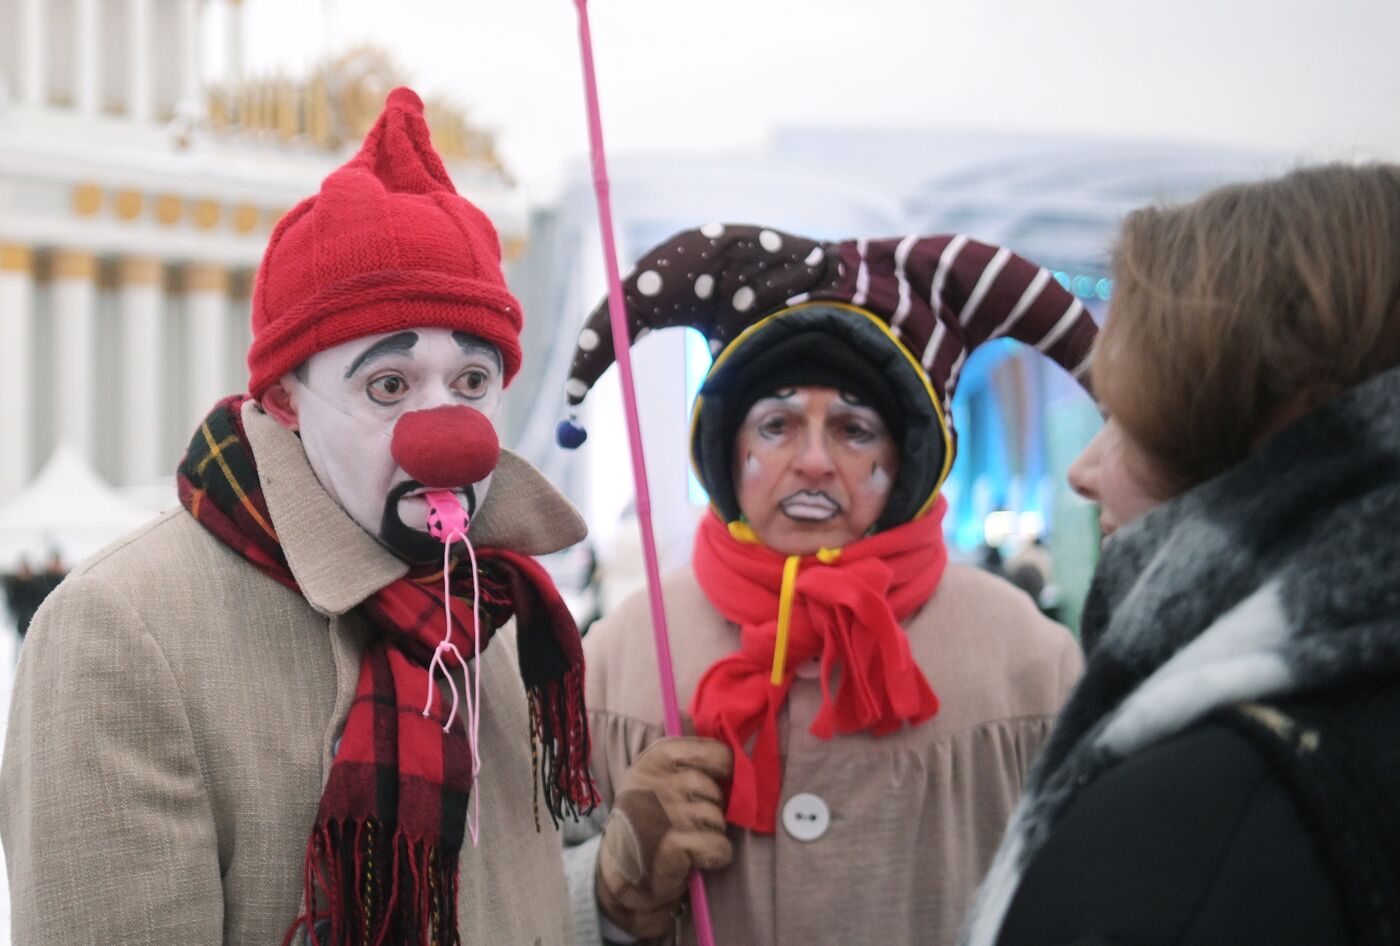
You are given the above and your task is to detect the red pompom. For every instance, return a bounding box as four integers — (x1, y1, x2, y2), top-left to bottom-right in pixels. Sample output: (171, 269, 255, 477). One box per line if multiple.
(390, 405, 500, 488)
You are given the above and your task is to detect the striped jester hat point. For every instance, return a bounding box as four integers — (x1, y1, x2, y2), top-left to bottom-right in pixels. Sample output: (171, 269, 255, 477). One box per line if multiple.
(557, 223, 1098, 531)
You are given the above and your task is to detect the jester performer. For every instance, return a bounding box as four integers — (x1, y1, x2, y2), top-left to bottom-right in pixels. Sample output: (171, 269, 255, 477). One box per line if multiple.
(1, 88, 595, 946)
(559, 226, 1097, 946)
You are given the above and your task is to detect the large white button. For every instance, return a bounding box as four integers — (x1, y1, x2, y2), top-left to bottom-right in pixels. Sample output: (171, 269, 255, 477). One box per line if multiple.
(782, 792, 831, 842)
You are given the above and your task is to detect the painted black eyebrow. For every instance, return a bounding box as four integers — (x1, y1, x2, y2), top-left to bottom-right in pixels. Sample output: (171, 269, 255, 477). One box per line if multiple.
(344, 332, 419, 379)
(452, 332, 503, 371)
(762, 387, 798, 401)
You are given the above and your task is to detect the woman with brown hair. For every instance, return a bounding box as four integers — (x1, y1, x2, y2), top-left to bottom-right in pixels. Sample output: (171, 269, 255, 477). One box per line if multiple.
(962, 163, 1400, 946)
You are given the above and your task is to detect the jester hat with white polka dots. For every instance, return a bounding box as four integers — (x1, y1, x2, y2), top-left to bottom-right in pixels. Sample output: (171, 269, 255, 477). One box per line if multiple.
(558, 223, 1097, 529)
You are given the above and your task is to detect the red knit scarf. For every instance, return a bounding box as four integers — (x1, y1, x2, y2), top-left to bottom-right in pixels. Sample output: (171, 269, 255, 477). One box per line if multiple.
(177, 396, 596, 946)
(689, 499, 948, 833)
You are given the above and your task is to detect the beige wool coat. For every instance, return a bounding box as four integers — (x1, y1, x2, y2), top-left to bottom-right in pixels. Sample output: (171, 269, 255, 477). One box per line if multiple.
(1, 401, 586, 946)
(571, 561, 1083, 946)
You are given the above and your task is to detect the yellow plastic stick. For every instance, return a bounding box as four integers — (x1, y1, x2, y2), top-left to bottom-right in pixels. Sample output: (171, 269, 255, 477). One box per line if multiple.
(772, 555, 801, 685)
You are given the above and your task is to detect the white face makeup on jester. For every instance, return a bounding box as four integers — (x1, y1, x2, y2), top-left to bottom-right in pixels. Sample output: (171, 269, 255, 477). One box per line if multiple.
(732, 386, 900, 556)
(268, 327, 504, 562)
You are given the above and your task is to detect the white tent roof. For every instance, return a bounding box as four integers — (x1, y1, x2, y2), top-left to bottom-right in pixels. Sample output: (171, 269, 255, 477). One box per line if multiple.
(0, 446, 153, 568)
(0, 445, 149, 534)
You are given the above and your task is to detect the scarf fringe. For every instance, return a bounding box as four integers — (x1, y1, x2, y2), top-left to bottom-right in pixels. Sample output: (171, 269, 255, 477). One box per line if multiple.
(529, 665, 599, 829)
(181, 397, 596, 940)
(283, 820, 461, 946)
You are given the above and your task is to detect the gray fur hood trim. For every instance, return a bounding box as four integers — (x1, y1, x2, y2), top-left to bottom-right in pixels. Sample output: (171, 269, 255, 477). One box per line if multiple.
(963, 364, 1400, 946)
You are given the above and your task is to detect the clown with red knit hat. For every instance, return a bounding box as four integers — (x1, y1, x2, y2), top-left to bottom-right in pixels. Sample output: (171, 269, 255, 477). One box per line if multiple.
(561, 224, 1095, 946)
(1, 88, 595, 946)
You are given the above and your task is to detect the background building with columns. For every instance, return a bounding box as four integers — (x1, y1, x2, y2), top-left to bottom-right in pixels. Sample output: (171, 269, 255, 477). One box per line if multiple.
(0, 2, 525, 508)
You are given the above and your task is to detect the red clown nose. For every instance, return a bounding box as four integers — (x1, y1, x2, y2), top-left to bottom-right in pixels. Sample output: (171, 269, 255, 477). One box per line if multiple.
(390, 405, 500, 489)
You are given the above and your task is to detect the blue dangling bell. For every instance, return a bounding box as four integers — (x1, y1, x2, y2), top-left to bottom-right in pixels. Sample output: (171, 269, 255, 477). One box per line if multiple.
(556, 418, 588, 449)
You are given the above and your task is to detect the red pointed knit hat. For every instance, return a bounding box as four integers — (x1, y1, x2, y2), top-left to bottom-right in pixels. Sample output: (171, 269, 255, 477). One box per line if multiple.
(246, 87, 523, 397)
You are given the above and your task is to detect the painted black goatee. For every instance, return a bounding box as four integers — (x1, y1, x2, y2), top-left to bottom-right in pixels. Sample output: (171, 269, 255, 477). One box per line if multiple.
(378, 479, 478, 564)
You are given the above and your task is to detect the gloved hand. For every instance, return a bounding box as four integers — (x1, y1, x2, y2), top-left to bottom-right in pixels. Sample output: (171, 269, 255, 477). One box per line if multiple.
(596, 736, 734, 938)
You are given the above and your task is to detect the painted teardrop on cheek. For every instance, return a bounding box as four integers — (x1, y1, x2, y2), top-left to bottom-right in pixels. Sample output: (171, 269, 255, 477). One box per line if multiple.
(743, 451, 761, 481)
(865, 462, 891, 497)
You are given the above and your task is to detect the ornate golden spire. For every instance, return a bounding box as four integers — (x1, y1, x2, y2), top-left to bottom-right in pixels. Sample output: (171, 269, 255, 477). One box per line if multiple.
(204, 47, 511, 183)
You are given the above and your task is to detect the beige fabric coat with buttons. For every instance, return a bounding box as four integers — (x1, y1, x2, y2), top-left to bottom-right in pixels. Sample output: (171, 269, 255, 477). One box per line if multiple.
(1, 402, 585, 946)
(576, 562, 1083, 946)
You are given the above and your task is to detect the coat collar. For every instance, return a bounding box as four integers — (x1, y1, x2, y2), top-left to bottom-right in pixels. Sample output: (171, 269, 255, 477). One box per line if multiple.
(241, 400, 587, 616)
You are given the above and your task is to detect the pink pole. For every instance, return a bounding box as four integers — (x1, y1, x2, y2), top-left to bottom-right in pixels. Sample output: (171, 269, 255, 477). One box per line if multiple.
(569, 2, 718, 943)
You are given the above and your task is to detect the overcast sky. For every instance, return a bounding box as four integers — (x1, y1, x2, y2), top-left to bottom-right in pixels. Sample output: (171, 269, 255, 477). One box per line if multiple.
(240, 0, 1400, 201)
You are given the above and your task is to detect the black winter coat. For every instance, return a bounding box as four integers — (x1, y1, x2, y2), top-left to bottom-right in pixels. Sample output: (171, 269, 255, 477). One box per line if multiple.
(998, 678, 1400, 946)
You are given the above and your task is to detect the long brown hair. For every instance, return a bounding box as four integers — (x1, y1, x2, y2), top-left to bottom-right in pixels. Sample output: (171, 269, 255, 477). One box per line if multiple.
(1095, 162, 1400, 488)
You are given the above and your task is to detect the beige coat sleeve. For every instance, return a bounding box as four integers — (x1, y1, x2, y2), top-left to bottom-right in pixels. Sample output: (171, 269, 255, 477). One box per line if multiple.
(1, 573, 225, 944)
(1012, 625, 1084, 784)
(1054, 628, 1087, 708)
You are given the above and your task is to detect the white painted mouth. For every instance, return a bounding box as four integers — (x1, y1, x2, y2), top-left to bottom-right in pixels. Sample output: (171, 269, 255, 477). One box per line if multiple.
(780, 491, 840, 522)
(397, 487, 468, 530)
(403, 486, 467, 500)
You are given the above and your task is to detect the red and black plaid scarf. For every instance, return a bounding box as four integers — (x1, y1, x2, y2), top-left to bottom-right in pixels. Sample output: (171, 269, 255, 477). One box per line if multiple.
(177, 396, 596, 946)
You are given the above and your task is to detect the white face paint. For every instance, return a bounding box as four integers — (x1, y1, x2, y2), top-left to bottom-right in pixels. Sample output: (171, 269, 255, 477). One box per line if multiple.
(732, 386, 900, 555)
(285, 327, 504, 560)
(743, 453, 762, 481)
(865, 463, 892, 498)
